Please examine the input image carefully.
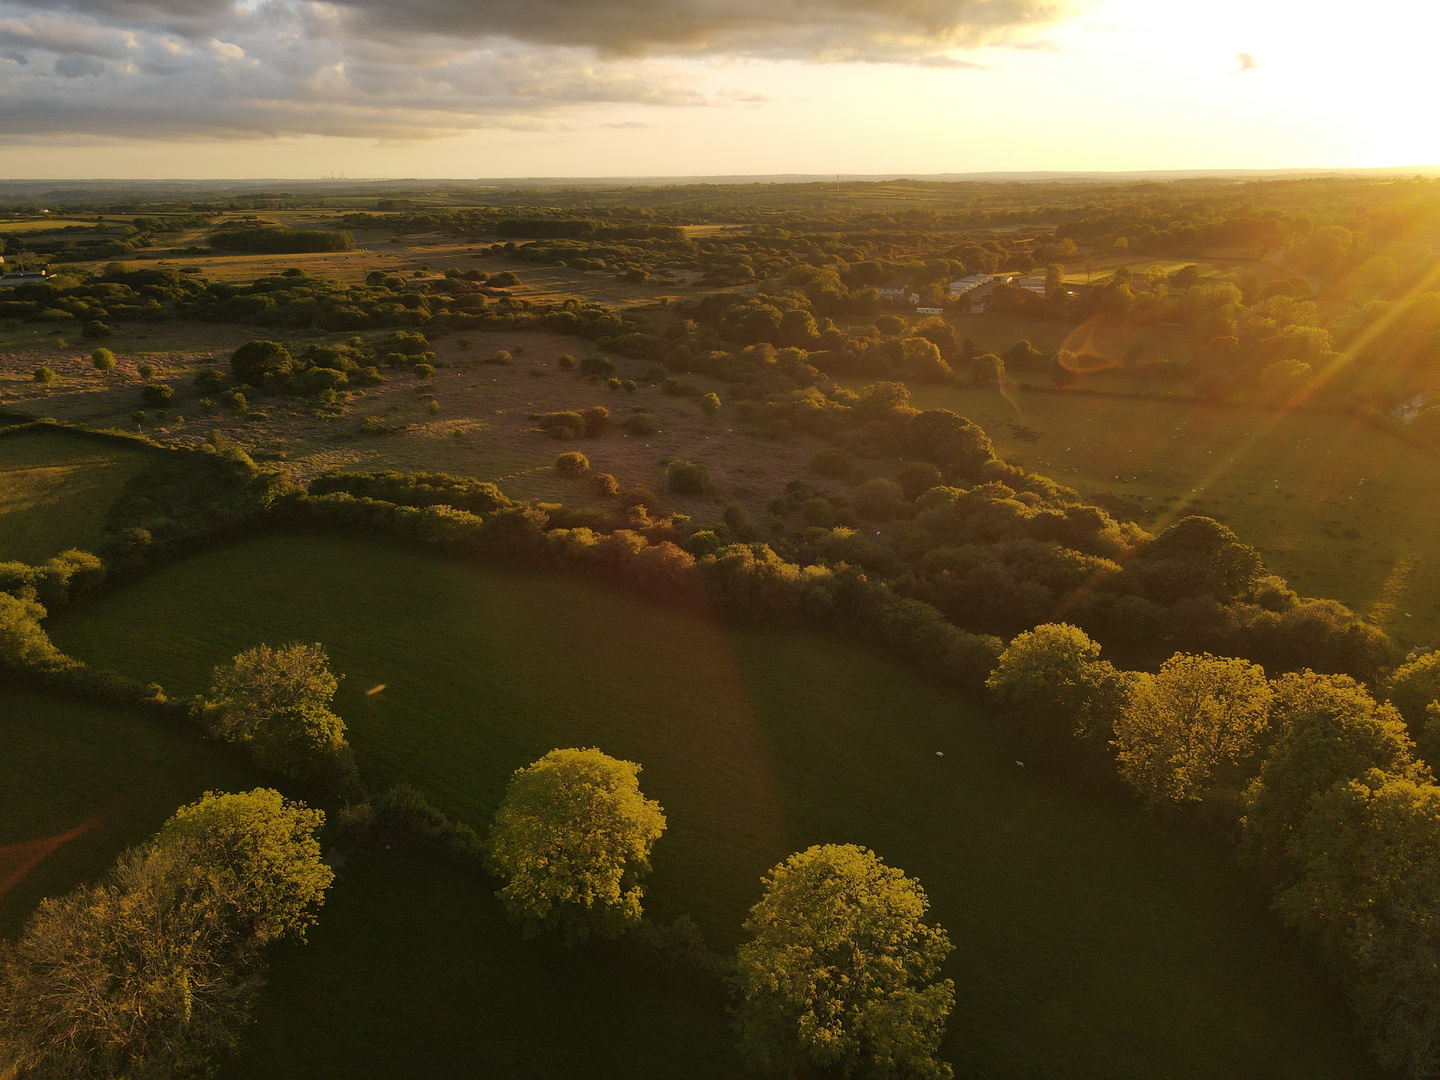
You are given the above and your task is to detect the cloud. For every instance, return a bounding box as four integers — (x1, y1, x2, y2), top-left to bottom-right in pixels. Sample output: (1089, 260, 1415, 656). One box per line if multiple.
(602, 120, 656, 129)
(0, 0, 1083, 142)
(1236, 51, 1256, 71)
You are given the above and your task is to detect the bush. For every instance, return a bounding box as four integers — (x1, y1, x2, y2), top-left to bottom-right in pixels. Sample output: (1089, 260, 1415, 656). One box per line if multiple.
(192, 368, 224, 390)
(91, 348, 115, 371)
(809, 446, 854, 477)
(896, 462, 943, 501)
(853, 478, 907, 521)
(700, 392, 721, 416)
(665, 459, 714, 496)
(140, 383, 174, 407)
(137, 364, 156, 379)
(583, 406, 610, 436)
(558, 354, 577, 370)
(81, 320, 112, 340)
(32, 367, 55, 384)
(413, 363, 435, 379)
(556, 452, 590, 474)
(580, 355, 616, 379)
(594, 472, 620, 496)
(623, 412, 659, 437)
(230, 340, 294, 386)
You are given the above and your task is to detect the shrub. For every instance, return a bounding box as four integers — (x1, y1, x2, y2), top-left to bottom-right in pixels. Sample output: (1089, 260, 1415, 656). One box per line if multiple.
(556, 452, 590, 474)
(623, 412, 659, 436)
(580, 355, 616, 379)
(192, 368, 224, 390)
(137, 364, 156, 379)
(487, 748, 666, 945)
(583, 406, 610, 436)
(413, 363, 435, 379)
(91, 348, 116, 371)
(230, 340, 294, 386)
(896, 462, 943, 501)
(665, 459, 714, 496)
(733, 844, 954, 1079)
(538, 411, 586, 439)
(594, 472, 620, 496)
(81, 320, 112, 340)
(140, 383, 174, 407)
(558, 354, 577, 370)
(809, 446, 854, 477)
(853, 478, 907, 522)
(700, 392, 721, 416)
(32, 367, 55, 384)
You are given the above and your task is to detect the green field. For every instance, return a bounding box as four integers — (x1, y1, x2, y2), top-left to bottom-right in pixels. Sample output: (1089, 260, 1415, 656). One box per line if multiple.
(904, 383, 1440, 648)
(0, 428, 152, 562)
(0, 687, 263, 936)
(44, 532, 1377, 1079)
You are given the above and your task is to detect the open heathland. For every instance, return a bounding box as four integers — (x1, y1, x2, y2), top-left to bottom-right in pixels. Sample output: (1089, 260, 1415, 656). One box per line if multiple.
(0, 426, 153, 562)
(46, 532, 1377, 1080)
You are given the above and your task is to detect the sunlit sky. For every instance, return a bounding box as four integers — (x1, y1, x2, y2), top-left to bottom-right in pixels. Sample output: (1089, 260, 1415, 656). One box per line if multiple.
(0, 0, 1433, 179)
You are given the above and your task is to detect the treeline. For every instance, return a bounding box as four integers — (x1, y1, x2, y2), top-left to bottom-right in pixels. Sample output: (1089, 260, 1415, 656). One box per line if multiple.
(988, 622, 1440, 1076)
(207, 226, 354, 254)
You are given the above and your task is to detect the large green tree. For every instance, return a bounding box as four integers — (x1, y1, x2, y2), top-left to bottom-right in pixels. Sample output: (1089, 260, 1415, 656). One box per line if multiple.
(1279, 773, 1440, 1077)
(1386, 651, 1440, 760)
(0, 592, 67, 671)
(1243, 671, 1420, 878)
(205, 642, 350, 782)
(0, 789, 330, 1080)
(733, 844, 954, 1080)
(487, 747, 666, 944)
(1112, 652, 1272, 807)
(986, 622, 1135, 751)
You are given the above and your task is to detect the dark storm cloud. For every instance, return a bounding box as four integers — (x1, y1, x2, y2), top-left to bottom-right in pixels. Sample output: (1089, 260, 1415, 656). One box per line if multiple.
(0, 0, 1078, 141)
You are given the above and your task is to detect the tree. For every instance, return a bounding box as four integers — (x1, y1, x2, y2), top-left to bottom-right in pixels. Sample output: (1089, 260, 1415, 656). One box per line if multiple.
(901, 410, 994, 478)
(853, 478, 907, 522)
(1279, 772, 1440, 1077)
(229, 340, 294, 386)
(205, 642, 350, 782)
(1386, 651, 1440, 756)
(986, 623, 1135, 750)
(157, 788, 333, 945)
(733, 844, 954, 1080)
(1112, 653, 1272, 807)
(898, 337, 951, 382)
(487, 748, 666, 944)
(0, 592, 68, 670)
(1243, 671, 1420, 878)
(0, 789, 329, 1080)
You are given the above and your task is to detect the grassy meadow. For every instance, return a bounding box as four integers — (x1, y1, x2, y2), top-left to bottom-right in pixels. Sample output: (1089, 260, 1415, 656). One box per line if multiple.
(904, 382, 1440, 648)
(0, 427, 153, 562)
(46, 532, 1377, 1079)
(0, 687, 263, 936)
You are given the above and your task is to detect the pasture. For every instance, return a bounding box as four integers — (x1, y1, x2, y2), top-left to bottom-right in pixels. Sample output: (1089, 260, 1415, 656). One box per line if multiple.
(905, 383, 1440, 648)
(48, 532, 1377, 1079)
(0, 427, 152, 562)
(0, 687, 262, 936)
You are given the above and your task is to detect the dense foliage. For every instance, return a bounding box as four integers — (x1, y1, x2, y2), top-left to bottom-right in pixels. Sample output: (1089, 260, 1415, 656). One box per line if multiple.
(487, 748, 667, 945)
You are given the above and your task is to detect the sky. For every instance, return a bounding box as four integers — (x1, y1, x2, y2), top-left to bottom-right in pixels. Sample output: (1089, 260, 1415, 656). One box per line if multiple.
(0, 0, 1433, 179)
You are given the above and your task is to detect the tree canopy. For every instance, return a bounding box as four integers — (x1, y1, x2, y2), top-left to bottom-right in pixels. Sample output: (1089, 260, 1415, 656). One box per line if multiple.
(487, 747, 666, 945)
(1112, 652, 1272, 806)
(733, 844, 955, 1080)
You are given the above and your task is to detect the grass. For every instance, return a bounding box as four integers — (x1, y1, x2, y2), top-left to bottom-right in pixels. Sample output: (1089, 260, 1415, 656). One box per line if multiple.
(0, 686, 264, 936)
(904, 382, 1440, 648)
(47, 532, 1378, 1079)
(0, 427, 153, 562)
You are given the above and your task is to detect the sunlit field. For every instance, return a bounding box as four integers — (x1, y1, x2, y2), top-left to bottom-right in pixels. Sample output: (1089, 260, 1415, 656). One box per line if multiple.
(46, 532, 1376, 1079)
(0, 427, 152, 562)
